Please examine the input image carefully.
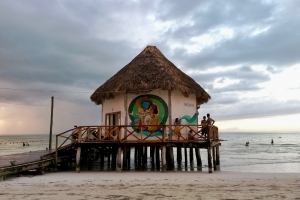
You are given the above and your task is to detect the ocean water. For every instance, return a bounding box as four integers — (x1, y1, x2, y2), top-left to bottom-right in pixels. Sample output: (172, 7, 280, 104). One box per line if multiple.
(0, 132, 299, 173)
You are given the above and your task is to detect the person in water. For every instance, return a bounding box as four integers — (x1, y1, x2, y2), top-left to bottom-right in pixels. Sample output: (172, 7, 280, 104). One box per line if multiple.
(271, 139, 274, 144)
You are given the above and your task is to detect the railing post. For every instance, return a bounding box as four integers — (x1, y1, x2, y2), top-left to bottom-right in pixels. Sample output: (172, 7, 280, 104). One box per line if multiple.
(78, 127, 82, 143)
(162, 125, 166, 142)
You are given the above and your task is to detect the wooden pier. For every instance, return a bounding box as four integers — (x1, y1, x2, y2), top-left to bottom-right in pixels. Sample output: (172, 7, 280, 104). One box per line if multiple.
(0, 149, 70, 181)
(55, 124, 220, 173)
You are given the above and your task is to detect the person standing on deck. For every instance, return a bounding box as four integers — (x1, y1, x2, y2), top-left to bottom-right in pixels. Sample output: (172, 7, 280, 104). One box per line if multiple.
(206, 113, 215, 125)
(200, 116, 207, 137)
(206, 113, 215, 137)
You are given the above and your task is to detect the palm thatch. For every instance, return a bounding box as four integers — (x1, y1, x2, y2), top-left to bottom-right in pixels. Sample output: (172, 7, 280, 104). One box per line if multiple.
(91, 45, 211, 105)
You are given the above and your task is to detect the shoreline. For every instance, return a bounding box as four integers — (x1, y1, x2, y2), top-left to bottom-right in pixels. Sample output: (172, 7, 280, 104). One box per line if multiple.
(1, 171, 300, 199)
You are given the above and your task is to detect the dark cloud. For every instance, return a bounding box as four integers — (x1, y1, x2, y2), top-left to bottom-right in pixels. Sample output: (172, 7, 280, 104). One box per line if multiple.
(0, 0, 300, 134)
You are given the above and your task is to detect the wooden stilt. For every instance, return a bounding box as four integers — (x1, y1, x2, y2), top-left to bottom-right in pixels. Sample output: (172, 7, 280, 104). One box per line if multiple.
(87, 148, 92, 170)
(134, 147, 138, 165)
(189, 147, 194, 170)
(169, 147, 174, 170)
(111, 146, 117, 170)
(155, 146, 160, 170)
(138, 147, 142, 169)
(100, 147, 104, 169)
(212, 146, 216, 171)
(127, 147, 131, 169)
(177, 146, 182, 170)
(161, 145, 167, 172)
(76, 146, 81, 173)
(184, 146, 188, 169)
(216, 144, 220, 170)
(150, 147, 155, 169)
(195, 148, 202, 171)
(117, 147, 122, 171)
(122, 147, 127, 170)
(207, 146, 213, 173)
(107, 147, 111, 169)
(143, 146, 148, 168)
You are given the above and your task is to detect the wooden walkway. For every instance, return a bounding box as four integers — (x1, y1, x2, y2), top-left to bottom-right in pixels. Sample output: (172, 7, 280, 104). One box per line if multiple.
(0, 150, 53, 168)
(0, 150, 67, 181)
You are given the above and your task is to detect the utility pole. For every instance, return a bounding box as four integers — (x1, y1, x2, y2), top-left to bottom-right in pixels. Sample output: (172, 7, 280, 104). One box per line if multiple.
(49, 96, 54, 150)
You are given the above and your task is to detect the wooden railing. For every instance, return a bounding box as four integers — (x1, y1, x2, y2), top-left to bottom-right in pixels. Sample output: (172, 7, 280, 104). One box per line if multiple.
(55, 124, 218, 166)
(55, 124, 219, 149)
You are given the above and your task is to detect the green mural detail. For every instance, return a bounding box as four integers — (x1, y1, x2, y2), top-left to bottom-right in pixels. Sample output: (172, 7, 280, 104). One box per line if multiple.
(128, 94, 168, 136)
(180, 113, 198, 125)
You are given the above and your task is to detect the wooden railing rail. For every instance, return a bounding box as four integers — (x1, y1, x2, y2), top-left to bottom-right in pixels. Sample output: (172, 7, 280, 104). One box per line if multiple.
(55, 125, 219, 151)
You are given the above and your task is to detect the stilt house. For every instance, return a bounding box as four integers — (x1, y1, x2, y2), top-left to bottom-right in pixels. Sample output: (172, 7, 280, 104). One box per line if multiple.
(90, 46, 210, 140)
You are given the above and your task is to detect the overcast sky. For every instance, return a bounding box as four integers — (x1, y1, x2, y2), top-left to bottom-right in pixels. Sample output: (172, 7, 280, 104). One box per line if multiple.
(1, 0, 300, 135)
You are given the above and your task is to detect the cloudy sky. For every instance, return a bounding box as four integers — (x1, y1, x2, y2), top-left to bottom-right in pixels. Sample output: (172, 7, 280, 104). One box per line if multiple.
(1, 0, 300, 135)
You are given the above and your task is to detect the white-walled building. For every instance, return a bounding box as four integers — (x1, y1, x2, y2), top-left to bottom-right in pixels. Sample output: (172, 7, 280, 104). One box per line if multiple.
(90, 46, 210, 140)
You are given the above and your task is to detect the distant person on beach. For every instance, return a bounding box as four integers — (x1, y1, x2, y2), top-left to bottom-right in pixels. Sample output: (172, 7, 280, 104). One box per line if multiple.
(200, 116, 207, 137)
(23, 142, 25, 146)
(271, 139, 274, 144)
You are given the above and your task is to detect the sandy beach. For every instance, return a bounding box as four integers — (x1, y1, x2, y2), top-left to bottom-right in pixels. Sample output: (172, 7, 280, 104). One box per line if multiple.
(1, 171, 300, 200)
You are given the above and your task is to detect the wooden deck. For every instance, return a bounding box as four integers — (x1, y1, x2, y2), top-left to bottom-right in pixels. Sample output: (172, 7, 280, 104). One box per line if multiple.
(55, 124, 221, 173)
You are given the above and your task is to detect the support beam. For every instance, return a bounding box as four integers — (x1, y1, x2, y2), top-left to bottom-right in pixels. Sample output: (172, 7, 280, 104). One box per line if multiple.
(155, 146, 160, 170)
(117, 147, 122, 171)
(207, 146, 213, 173)
(212, 146, 216, 171)
(177, 146, 182, 170)
(216, 144, 220, 171)
(161, 145, 167, 172)
(195, 148, 202, 171)
(76, 147, 81, 173)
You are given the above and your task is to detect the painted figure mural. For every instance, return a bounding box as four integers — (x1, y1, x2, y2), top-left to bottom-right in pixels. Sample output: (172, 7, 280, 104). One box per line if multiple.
(128, 95, 168, 136)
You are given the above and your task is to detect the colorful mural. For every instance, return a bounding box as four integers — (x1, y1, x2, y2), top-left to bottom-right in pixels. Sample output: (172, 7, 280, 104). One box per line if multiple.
(128, 94, 168, 136)
(179, 113, 198, 125)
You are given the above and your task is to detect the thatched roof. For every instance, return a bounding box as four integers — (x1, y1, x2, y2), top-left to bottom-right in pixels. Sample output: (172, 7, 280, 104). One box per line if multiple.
(91, 45, 211, 105)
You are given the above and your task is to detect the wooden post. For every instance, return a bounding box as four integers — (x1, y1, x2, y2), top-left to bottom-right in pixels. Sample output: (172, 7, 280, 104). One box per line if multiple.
(143, 146, 148, 168)
(216, 144, 220, 170)
(49, 96, 54, 150)
(207, 145, 213, 173)
(150, 147, 155, 169)
(138, 147, 142, 169)
(212, 146, 216, 170)
(127, 147, 131, 169)
(100, 147, 104, 169)
(177, 146, 182, 169)
(117, 147, 122, 171)
(134, 147, 138, 165)
(76, 146, 81, 173)
(155, 146, 160, 169)
(122, 147, 127, 170)
(107, 147, 111, 169)
(161, 145, 167, 172)
(189, 147, 194, 170)
(195, 148, 202, 170)
(184, 146, 188, 169)
(169, 147, 174, 170)
(111, 146, 117, 170)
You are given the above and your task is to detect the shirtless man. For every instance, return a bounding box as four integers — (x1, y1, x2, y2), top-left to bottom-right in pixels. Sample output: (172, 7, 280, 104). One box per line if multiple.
(206, 113, 215, 126)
